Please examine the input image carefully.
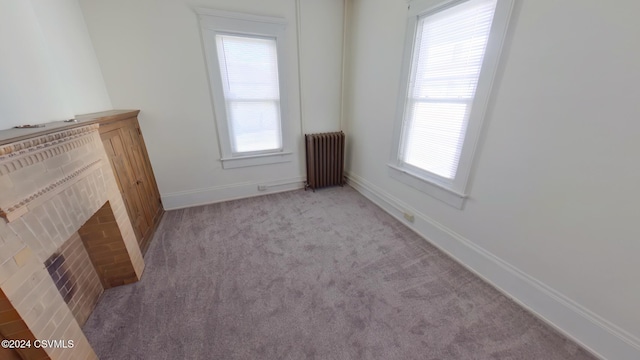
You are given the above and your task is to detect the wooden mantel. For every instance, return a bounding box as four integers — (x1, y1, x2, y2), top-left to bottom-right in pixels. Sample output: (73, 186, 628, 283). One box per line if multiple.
(0, 109, 140, 147)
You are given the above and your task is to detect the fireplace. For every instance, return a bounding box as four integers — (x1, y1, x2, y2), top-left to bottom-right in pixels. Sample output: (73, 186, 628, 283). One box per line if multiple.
(0, 124, 144, 359)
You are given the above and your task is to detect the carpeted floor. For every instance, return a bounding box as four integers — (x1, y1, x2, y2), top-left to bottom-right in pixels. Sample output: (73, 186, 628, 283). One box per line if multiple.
(83, 186, 596, 359)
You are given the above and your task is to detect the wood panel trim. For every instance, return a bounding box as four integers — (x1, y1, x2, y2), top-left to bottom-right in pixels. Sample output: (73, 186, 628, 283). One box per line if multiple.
(94, 112, 164, 255)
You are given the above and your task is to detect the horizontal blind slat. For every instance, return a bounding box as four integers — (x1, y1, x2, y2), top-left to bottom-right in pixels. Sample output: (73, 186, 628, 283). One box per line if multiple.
(216, 34, 283, 153)
(402, 0, 497, 179)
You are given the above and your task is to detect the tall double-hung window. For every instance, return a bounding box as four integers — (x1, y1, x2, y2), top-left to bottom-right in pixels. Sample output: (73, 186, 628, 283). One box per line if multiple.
(198, 9, 292, 169)
(390, 0, 513, 208)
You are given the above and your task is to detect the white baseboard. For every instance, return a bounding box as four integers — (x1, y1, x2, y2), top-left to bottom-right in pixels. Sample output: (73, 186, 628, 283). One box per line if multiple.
(161, 176, 306, 210)
(346, 171, 640, 360)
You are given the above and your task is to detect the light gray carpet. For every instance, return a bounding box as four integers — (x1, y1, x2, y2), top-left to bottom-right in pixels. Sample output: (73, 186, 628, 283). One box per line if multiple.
(83, 186, 596, 359)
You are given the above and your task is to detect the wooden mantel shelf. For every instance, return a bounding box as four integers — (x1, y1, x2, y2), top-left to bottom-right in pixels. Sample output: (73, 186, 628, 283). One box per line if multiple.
(0, 110, 140, 146)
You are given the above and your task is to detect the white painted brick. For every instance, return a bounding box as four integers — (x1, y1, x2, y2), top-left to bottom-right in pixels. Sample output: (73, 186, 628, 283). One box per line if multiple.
(38, 286, 62, 314)
(61, 156, 90, 177)
(44, 347, 58, 360)
(0, 219, 15, 242)
(1, 259, 38, 296)
(22, 211, 46, 238)
(33, 168, 64, 190)
(42, 319, 57, 340)
(32, 206, 61, 247)
(0, 173, 13, 197)
(84, 176, 96, 198)
(0, 224, 21, 243)
(44, 152, 71, 171)
(51, 196, 73, 232)
(58, 195, 79, 228)
(50, 233, 64, 251)
(22, 308, 39, 326)
(1, 179, 34, 209)
(62, 188, 84, 224)
(43, 201, 70, 242)
(0, 239, 24, 265)
(13, 246, 33, 267)
(52, 313, 73, 341)
(0, 164, 12, 176)
(15, 271, 49, 312)
(4, 262, 47, 303)
(0, 220, 11, 245)
(10, 223, 46, 263)
(20, 212, 55, 261)
(32, 300, 46, 320)
(33, 290, 61, 331)
(63, 323, 83, 342)
(0, 257, 19, 285)
(48, 301, 67, 329)
(9, 162, 45, 186)
(95, 169, 106, 195)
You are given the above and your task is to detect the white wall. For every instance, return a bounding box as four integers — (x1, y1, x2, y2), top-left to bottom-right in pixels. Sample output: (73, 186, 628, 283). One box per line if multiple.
(297, 0, 344, 133)
(0, 0, 111, 130)
(79, 0, 344, 209)
(343, 0, 640, 359)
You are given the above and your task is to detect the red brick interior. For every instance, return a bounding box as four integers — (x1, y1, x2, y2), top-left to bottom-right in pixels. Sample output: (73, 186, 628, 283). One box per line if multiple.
(79, 201, 139, 289)
(44, 232, 103, 327)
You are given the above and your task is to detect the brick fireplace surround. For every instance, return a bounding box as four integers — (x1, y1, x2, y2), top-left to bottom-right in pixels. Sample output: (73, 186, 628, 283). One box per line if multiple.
(0, 124, 145, 359)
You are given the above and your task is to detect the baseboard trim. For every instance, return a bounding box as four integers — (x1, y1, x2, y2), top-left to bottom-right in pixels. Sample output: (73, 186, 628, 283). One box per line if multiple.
(346, 171, 640, 360)
(161, 176, 306, 210)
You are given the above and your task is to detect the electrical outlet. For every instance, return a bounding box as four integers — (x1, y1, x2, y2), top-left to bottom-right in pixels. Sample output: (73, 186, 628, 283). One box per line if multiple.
(403, 212, 415, 223)
(257, 185, 268, 191)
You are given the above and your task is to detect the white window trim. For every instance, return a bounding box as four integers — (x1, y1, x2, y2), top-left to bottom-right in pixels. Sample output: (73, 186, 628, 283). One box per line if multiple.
(389, 0, 514, 209)
(197, 8, 293, 169)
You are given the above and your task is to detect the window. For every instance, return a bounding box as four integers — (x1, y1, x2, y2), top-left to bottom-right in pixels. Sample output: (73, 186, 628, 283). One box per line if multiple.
(198, 9, 292, 169)
(389, 0, 513, 208)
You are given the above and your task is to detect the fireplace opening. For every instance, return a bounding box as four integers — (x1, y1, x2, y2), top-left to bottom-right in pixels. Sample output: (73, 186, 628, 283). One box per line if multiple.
(40, 200, 143, 329)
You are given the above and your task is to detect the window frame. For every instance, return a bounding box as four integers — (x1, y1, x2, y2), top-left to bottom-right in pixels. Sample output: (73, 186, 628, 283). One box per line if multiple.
(389, 0, 514, 208)
(197, 8, 293, 169)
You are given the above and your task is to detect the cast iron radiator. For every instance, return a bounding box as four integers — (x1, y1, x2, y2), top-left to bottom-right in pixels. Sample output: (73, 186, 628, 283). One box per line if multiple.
(305, 131, 345, 191)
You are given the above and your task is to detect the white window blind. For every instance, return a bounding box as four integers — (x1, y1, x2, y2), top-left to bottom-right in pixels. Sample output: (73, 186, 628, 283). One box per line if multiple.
(216, 34, 282, 154)
(401, 0, 497, 180)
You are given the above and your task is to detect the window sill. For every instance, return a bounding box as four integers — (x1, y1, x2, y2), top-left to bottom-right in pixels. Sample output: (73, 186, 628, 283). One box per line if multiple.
(221, 151, 293, 169)
(387, 164, 467, 209)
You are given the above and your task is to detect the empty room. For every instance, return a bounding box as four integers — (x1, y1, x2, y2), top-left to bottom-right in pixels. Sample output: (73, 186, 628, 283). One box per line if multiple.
(0, 0, 638, 359)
